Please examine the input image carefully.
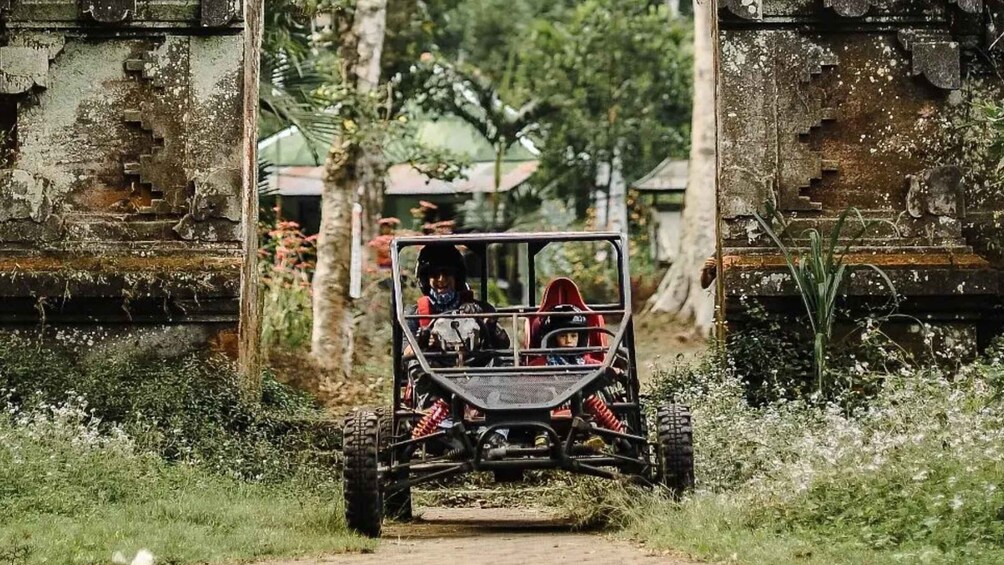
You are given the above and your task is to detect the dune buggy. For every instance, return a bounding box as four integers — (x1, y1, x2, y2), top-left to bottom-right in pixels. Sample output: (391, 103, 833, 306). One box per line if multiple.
(341, 232, 694, 537)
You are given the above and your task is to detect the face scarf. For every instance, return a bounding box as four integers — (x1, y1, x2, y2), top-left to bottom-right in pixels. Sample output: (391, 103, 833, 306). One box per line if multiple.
(428, 287, 460, 312)
(546, 354, 586, 366)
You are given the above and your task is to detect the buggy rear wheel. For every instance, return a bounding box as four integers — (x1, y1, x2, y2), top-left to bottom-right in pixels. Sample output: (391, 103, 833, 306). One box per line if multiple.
(373, 407, 412, 521)
(655, 403, 694, 495)
(342, 409, 382, 537)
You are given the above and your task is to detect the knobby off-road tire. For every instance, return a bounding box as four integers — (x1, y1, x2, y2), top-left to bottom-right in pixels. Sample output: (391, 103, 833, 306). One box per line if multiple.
(656, 403, 695, 495)
(372, 406, 412, 521)
(343, 409, 382, 537)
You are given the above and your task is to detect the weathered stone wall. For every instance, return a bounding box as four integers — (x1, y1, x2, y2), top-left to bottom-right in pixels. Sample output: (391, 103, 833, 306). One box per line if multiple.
(717, 0, 1004, 346)
(0, 0, 259, 373)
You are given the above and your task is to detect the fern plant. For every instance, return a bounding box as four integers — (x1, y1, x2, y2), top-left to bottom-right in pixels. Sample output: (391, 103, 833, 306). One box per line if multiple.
(752, 204, 898, 392)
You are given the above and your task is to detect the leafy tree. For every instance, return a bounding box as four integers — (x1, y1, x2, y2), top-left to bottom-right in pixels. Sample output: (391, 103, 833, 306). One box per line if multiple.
(260, 0, 337, 148)
(411, 57, 549, 229)
(515, 0, 693, 217)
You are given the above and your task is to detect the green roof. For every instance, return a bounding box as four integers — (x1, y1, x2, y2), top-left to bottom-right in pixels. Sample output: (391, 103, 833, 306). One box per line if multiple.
(259, 115, 536, 167)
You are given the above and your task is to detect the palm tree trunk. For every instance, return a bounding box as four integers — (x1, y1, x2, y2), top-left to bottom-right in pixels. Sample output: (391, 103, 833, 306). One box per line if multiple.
(647, 0, 716, 334)
(492, 140, 503, 230)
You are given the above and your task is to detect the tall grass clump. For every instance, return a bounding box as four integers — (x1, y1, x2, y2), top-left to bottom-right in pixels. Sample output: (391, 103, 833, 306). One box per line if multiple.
(624, 347, 1004, 564)
(752, 204, 897, 391)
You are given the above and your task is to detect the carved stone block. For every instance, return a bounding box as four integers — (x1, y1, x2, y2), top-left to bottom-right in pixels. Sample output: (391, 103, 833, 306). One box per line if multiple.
(907, 166, 964, 219)
(3, 0, 243, 29)
(201, 0, 238, 27)
(0, 46, 49, 93)
(721, 0, 762, 19)
(898, 30, 961, 90)
(123, 38, 192, 214)
(0, 0, 257, 371)
(82, 0, 135, 23)
(718, 0, 1003, 343)
(720, 31, 835, 217)
(0, 34, 64, 94)
(722, 0, 953, 20)
(0, 169, 53, 222)
(823, 0, 876, 18)
(116, 35, 244, 240)
(951, 0, 983, 13)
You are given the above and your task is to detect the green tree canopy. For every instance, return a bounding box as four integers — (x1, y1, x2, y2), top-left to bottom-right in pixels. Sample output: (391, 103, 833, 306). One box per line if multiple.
(515, 0, 693, 216)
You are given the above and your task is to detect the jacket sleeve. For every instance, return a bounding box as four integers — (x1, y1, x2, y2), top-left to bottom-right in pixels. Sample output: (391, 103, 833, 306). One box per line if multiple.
(475, 300, 510, 349)
(402, 304, 420, 350)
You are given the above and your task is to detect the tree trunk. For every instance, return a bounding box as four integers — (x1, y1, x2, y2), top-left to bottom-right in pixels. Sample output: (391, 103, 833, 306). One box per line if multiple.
(354, 0, 389, 240)
(666, 0, 680, 18)
(310, 0, 388, 373)
(492, 140, 503, 230)
(312, 139, 360, 374)
(647, 0, 716, 334)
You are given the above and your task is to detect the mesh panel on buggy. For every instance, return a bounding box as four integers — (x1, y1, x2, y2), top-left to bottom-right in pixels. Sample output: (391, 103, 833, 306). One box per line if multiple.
(444, 373, 590, 409)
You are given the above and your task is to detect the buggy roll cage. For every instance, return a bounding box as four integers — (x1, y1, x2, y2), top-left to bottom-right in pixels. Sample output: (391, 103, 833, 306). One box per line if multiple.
(389, 232, 638, 412)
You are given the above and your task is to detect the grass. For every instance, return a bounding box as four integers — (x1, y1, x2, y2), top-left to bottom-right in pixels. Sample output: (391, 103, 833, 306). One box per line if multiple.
(598, 346, 1004, 565)
(622, 493, 1004, 565)
(0, 405, 373, 564)
(620, 494, 1004, 565)
(0, 339, 372, 564)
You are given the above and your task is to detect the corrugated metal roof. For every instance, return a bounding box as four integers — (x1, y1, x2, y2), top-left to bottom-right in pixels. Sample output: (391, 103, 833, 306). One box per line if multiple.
(258, 116, 538, 167)
(632, 158, 688, 192)
(270, 160, 539, 197)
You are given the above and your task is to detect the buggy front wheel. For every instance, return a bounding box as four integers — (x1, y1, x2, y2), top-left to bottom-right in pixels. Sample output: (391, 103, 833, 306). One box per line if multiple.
(655, 403, 694, 495)
(343, 409, 383, 537)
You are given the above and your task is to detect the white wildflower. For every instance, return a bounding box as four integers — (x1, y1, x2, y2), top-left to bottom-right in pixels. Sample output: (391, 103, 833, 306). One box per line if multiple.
(950, 495, 963, 511)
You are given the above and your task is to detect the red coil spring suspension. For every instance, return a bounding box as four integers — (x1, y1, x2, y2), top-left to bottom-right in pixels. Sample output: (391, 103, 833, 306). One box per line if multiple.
(584, 395, 623, 432)
(412, 399, 450, 439)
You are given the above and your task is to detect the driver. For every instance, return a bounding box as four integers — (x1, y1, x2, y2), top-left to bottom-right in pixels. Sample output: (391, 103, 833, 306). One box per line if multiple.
(403, 243, 509, 355)
(404, 243, 510, 449)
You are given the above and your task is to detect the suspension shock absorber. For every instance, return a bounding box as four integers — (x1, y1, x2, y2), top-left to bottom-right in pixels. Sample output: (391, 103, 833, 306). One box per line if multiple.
(411, 398, 450, 439)
(584, 394, 624, 433)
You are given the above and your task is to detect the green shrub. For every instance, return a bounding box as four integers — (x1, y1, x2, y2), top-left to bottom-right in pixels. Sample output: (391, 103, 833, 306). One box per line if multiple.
(259, 218, 315, 351)
(634, 354, 1004, 563)
(0, 338, 335, 483)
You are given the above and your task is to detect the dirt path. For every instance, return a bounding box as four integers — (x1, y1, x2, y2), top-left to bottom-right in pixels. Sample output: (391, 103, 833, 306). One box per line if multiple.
(257, 507, 699, 565)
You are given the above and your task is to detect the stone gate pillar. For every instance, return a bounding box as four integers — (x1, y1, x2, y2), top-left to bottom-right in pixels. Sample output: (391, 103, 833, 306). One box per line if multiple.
(0, 0, 261, 382)
(717, 1, 1004, 349)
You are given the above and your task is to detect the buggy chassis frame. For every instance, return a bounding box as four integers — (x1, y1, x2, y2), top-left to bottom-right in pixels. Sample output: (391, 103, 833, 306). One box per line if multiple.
(383, 232, 659, 494)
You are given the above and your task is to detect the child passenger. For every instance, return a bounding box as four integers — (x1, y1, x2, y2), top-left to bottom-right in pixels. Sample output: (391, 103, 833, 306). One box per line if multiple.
(537, 304, 601, 366)
(532, 304, 622, 449)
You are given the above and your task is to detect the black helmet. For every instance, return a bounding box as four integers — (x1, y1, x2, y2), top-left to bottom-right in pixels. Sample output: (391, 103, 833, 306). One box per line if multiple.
(415, 244, 467, 295)
(541, 304, 589, 346)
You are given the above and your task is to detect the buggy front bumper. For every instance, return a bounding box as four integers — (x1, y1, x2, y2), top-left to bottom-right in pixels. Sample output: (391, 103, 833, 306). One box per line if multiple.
(381, 416, 655, 492)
